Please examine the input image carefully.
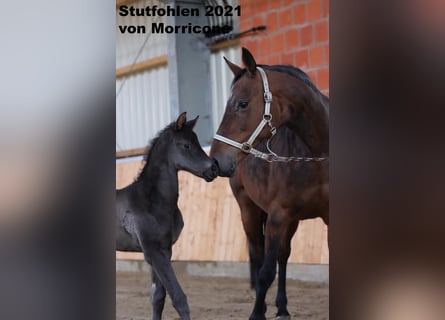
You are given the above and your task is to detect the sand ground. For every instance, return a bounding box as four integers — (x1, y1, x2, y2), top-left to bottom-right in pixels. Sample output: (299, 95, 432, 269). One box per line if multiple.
(117, 270, 328, 320)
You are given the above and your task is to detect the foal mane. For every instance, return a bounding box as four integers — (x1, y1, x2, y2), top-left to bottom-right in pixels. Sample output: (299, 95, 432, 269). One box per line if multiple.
(232, 64, 324, 97)
(135, 122, 175, 183)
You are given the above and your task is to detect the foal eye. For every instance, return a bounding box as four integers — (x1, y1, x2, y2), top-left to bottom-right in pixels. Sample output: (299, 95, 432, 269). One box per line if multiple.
(184, 143, 191, 150)
(237, 101, 249, 110)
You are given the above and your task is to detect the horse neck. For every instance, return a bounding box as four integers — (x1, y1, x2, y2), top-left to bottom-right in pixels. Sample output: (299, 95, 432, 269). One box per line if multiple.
(278, 83, 329, 155)
(139, 142, 179, 203)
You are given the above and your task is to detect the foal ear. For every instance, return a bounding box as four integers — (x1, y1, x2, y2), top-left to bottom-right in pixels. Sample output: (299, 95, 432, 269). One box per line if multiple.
(186, 115, 199, 130)
(242, 47, 257, 77)
(175, 112, 187, 130)
(223, 57, 242, 76)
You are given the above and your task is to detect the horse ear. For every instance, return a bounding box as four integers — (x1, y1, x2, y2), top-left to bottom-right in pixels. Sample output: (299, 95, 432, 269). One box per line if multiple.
(175, 112, 187, 130)
(223, 57, 242, 76)
(242, 47, 257, 77)
(186, 115, 199, 129)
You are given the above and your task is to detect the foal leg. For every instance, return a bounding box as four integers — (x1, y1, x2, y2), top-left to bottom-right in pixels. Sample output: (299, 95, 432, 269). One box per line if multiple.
(142, 245, 190, 320)
(151, 271, 166, 320)
(275, 221, 299, 320)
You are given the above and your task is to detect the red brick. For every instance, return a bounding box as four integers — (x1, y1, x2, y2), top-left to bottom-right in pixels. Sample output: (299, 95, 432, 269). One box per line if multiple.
(253, 14, 265, 27)
(317, 68, 329, 90)
(324, 44, 329, 64)
(285, 28, 299, 50)
(270, 0, 281, 10)
(282, 52, 295, 65)
(284, 0, 296, 5)
(243, 39, 259, 58)
(315, 20, 329, 42)
(239, 0, 254, 17)
(309, 46, 324, 67)
(266, 12, 278, 33)
(258, 37, 271, 57)
(308, 0, 322, 20)
(293, 4, 307, 25)
(307, 70, 318, 84)
(268, 54, 282, 65)
(322, 0, 329, 17)
(300, 25, 313, 47)
(295, 49, 309, 68)
(279, 8, 293, 28)
(240, 18, 252, 32)
(271, 33, 285, 54)
(255, 0, 269, 15)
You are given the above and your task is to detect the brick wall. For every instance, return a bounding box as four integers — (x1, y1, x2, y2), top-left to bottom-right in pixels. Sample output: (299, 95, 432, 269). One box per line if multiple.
(239, 0, 329, 95)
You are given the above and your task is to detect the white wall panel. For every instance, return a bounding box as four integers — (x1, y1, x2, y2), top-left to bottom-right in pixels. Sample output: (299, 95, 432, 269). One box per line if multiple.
(116, 66, 170, 151)
(116, 0, 169, 152)
(210, 45, 241, 134)
(117, 0, 240, 152)
(116, 0, 167, 69)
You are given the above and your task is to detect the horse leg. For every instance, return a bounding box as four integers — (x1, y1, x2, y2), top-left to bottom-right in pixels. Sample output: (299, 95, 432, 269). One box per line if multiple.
(249, 218, 282, 320)
(150, 271, 166, 320)
(142, 246, 190, 320)
(244, 209, 267, 290)
(275, 259, 290, 320)
(275, 221, 299, 320)
(235, 191, 266, 289)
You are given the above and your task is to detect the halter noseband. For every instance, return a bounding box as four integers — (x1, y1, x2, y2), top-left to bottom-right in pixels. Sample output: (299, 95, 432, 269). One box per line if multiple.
(214, 66, 277, 157)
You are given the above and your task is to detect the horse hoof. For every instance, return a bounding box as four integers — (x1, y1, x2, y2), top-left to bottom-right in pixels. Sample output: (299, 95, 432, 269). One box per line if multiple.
(276, 316, 290, 320)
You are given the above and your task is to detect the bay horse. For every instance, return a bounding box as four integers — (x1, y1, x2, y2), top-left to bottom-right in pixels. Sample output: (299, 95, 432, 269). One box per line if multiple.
(116, 112, 217, 320)
(210, 48, 329, 320)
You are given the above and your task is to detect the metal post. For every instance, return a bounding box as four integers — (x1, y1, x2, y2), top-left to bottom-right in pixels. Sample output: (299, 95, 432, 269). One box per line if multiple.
(166, 0, 214, 146)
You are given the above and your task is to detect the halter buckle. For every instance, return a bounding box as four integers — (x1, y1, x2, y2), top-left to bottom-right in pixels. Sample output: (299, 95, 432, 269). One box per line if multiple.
(264, 154, 275, 162)
(264, 91, 272, 103)
(270, 126, 277, 136)
(241, 142, 252, 153)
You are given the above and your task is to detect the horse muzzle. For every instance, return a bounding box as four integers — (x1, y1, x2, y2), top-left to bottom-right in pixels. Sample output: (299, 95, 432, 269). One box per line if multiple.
(212, 155, 236, 177)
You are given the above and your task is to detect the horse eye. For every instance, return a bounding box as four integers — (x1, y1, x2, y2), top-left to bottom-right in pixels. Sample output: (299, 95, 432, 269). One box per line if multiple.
(184, 143, 191, 150)
(237, 101, 249, 110)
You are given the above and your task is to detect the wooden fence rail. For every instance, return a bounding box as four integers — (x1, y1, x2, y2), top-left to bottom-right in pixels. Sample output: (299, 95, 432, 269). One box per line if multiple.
(116, 160, 328, 264)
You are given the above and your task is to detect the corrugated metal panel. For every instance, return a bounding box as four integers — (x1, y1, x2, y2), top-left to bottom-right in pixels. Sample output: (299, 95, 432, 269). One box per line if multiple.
(117, 0, 240, 152)
(116, 66, 170, 151)
(117, 45, 241, 151)
(116, 0, 169, 152)
(210, 45, 241, 134)
(116, 0, 167, 68)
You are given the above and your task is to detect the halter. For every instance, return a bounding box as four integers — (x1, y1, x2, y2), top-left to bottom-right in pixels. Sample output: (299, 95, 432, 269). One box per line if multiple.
(214, 66, 277, 158)
(214, 66, 328, 163)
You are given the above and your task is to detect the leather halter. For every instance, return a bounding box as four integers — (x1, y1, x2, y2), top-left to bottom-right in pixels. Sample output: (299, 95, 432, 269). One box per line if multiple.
(214, 66, 277, 157)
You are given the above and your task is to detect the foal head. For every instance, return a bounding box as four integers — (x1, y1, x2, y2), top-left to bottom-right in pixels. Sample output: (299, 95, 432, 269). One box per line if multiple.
(167, 112, 217, 182)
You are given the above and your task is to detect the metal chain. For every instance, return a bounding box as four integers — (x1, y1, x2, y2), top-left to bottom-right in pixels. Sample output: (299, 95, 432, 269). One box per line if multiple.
(254, 152, 328, 163)
(251, 137, 328, 163)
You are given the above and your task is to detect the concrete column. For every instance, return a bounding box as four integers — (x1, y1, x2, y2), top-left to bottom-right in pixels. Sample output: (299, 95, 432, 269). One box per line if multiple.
(166, 0, 214, 146)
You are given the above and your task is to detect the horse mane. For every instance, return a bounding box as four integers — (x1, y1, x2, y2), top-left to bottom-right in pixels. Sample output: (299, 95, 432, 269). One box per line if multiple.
(258, 125, 310, 156)
(232, 64, 323, 96)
